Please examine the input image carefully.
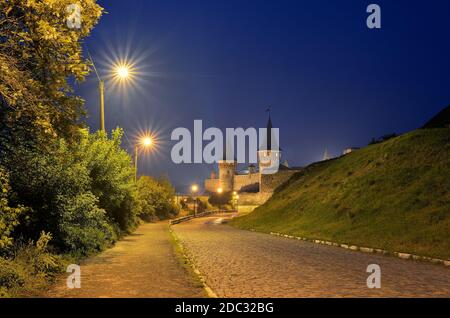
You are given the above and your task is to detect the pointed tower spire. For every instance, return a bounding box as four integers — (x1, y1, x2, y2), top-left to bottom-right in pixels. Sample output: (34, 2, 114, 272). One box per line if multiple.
(323, 147, 330, 161)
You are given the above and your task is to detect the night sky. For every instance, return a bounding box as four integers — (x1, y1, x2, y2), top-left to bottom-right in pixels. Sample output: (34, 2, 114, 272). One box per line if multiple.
(77, 0, 450, 192)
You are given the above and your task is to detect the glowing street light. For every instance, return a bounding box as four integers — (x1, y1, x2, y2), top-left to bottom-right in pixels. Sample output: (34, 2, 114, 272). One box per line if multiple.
(134, 134, 154, 182)
(217, 187, 223, 194)
(88, 52, 137, 132)
(142, 136, 153, 147)
(115, 65, 130, 80)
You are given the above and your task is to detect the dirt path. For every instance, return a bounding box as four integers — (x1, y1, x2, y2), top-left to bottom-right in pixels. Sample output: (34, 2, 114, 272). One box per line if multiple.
(173, 215, 450, 298)
(45, 222, 205, 298)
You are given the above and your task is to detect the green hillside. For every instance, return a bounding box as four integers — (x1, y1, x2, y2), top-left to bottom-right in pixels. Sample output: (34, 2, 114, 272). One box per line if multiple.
(232, 128, 450, 259)
(422, 105, 450, 128)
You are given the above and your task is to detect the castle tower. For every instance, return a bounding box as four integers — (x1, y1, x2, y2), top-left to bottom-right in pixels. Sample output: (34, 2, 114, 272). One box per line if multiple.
(258, 111, 281, 175)
(218, 144, 236, 192)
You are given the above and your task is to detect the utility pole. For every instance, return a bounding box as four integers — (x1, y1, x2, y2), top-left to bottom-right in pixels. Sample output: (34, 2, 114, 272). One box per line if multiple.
(99, 80, 105, 132)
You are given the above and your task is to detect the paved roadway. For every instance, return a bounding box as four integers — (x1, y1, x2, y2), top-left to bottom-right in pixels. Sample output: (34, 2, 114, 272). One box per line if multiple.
(45, 222, 205, 298)
(173, 215, 450, 298)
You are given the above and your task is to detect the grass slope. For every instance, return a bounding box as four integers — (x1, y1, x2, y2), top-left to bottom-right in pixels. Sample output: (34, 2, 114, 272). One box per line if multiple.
(232, 128, 450, 259)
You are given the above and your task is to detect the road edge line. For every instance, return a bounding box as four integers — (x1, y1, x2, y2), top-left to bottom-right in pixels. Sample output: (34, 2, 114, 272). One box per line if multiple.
(168, 224, 218, 298)
(266, 231, 449, 268)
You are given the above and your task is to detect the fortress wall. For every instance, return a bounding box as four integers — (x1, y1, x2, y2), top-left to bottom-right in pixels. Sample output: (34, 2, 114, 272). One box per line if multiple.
(204, 179, 220, 193)
(260, 170, 300, 193)
(237, 192, 273, 206)
(234, 174, 260, 192)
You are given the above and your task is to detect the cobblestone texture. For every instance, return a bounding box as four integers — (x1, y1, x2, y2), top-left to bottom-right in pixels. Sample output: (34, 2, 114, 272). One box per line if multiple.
(173, 215, 450, 298)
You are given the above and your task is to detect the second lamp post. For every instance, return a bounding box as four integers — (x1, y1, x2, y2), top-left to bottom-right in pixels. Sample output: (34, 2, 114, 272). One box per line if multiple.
(134, 136, 153, 182)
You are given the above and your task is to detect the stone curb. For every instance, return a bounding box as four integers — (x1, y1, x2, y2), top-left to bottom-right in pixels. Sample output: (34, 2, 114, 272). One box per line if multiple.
(168, 225, 218, 298)
(267, 231, 449, 268)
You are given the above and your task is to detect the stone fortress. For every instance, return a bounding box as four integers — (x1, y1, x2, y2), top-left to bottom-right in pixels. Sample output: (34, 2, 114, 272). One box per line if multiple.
(204, 114, 302, 205)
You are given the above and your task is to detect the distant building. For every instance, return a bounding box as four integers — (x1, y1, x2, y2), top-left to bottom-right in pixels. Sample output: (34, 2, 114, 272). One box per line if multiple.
(342, 147, 359, 155)
(322, 148, 331, 161)
(203, 113, 301, 205)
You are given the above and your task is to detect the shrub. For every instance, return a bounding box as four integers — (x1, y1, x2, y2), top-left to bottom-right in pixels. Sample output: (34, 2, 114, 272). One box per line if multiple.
(14, 232, 62, 276)
(4, 140, 91, 241)
(2, 128, 138, 253)
(55, 193, 116, 255)
(136, 176, 179, 221)
(0, 232, 65, 297)
(76, 129, 139, 232)
(0, 168, 27, 253)
(208, 191, 232, 207)
(0, 258, 25, 289)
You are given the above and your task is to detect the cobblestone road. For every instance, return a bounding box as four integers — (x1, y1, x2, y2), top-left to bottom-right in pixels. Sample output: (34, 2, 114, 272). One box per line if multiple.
(173, 215, 450, 297)
(45, 222, 204, 298)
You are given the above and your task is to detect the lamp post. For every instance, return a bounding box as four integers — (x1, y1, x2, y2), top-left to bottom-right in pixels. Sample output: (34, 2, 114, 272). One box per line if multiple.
(89, 53, 133, 132)
(99, 80, 105, 131)
(191, 184, 198, 216)
(134, 136, 153, 183)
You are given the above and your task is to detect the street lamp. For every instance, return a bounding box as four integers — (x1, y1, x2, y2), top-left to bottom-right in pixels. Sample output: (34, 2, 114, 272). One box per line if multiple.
(134, 135, 153, 182)
(115, 65, 130, 80)
(191, 184, 198, 216)
(88, 53, 134, 132)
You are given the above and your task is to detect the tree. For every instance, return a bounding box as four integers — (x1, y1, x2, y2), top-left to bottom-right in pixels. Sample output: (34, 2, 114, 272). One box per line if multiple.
(76, 128, 139, 232)
(5, 128, 139, 253)
(136, 176, 179, 221)
(208, 191, 232, 208)
(0, 0, 103, 144)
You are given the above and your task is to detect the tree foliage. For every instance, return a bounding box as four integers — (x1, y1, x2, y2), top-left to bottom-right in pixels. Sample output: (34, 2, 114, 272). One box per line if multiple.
(4, 128, 138, 254)
(76, 129, 139, 231)
(136, 176, 179, 221)
(0, 169, 26, 252)
(0, 0, 103, 142)
(208, 191, 232, 207)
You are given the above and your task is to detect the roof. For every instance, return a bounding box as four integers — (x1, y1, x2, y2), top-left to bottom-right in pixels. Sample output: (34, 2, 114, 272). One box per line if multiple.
(259, 114, 282, 151)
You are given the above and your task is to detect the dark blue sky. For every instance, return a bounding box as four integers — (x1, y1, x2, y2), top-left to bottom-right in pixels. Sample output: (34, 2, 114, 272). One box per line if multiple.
(78, 0, 450, 192)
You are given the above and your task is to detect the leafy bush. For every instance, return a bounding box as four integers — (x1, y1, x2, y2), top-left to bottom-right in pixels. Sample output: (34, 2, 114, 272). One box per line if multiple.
(194, 199, 209, 214)
(2, 128, 138, 255)
(0, 232, 65, 297)
(0, 258, 25, 289)
(208, 191, 232, 207)
(76, 129, 139, 232)
(55, 194, 116, 255)
(136, 176, 179, 221)
(4, 140, 91, 242)
(0, 168, 27, 253)
(14, 232, 62, 276)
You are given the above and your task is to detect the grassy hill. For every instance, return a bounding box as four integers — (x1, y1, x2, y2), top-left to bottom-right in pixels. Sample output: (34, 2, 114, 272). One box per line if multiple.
(422, 105, 450, 128)
(232, 128, 450, 259)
